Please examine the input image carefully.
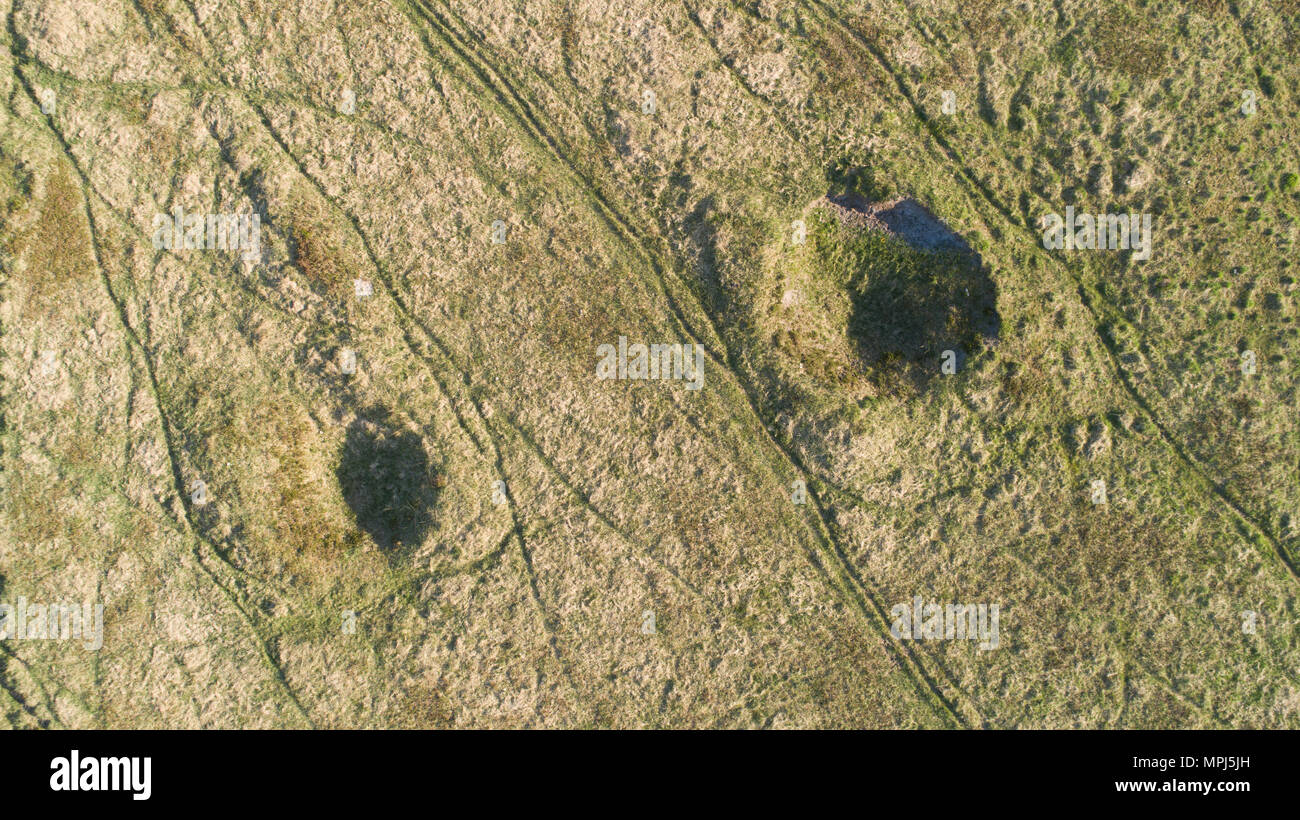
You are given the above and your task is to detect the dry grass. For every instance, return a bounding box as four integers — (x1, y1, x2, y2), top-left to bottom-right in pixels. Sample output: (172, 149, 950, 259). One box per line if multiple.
(0, 0, 1296, 729)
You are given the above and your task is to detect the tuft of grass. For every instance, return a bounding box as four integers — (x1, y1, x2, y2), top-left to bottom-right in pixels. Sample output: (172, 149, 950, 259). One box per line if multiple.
(9, 165, 94, 319)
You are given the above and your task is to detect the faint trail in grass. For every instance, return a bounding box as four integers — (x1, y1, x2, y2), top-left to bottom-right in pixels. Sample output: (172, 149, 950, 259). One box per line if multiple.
(794, 0, 1299, 589)
(394, 0, 969, 727)
(991, 532, 1242, 728)
(662, 0, 1294, 722)
(5, 84, 331, 612)
(0, 645, 66, 727)
(7, 34, 317, 726)
(493, 411, 715, 605)
(886, 0, 1300, 578)
(29, 18, 775, 648)
(223, 85, 595, 718)
(679, 1, 803, 146)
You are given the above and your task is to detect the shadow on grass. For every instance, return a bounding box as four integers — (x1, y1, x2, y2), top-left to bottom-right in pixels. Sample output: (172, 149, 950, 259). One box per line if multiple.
(336, 408, 437, 550)
(819, 182, 1000, 394)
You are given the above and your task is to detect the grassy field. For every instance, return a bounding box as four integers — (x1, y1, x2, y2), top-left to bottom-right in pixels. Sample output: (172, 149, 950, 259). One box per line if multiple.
(0, 0, 1296, 727)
